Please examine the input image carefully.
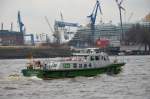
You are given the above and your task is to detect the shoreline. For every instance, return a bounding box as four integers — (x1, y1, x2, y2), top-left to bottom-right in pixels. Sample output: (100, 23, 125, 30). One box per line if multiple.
(0, 47, 72, 59)
(0, 46, 149, 59)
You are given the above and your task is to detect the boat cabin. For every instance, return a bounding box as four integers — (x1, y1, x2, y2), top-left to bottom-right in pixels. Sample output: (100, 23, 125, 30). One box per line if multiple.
(27, 48, 111, 70)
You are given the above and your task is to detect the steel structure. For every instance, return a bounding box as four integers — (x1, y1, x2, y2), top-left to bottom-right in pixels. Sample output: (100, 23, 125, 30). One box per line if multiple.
(54, 21, 78, 27)
(87, 0, 102, 45)
(18, 11, 25, 33)
(115, 0, 125, 41)
(45, 16, 54, 33)
(17, 11, 34, 45)
(54, 12, 78, 44)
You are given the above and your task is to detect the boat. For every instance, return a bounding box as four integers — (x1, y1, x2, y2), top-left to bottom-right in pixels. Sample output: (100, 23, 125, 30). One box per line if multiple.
(22, 48, 125, 79)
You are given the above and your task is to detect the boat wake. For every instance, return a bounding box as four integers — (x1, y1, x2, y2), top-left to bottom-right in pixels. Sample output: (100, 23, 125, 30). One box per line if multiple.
(28, 76, 42, 80)
(7, 73, 42, 81)
(8, 73, 20, 80)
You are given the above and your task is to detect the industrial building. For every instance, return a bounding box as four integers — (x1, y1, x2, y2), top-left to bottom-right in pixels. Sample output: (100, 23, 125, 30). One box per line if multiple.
(70, 20, 150, 48)
(70, 22, 121, 48)
(0, 30, 24, 46)
(69, 0, 121, 49)
(139, 21, 150, 29)
(0, 11, 34, 46)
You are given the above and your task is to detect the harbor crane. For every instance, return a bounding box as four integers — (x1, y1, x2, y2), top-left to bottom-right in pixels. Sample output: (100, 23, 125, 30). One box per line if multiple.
(44, 16, 60, 43)
(18, 11, 25, 33)
(87, 0, 102, 45)
(44, 16, 55, 43)
(44, 13, 78, 44)
(45, 16, 62, 44)
(115, 0, 125, 41)
(17, 11, 34, 45)
(45, 16, 54, 33)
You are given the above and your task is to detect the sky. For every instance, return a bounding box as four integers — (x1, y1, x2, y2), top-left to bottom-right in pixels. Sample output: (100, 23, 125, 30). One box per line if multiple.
(0, 0, 150, 35)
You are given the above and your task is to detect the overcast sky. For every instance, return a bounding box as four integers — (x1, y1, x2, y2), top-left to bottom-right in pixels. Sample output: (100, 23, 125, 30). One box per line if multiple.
(0, 0, 150, 35)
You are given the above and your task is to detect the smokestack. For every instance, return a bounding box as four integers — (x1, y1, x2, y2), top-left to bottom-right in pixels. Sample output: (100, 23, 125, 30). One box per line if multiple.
(10, 22, 13, 31)
(1, 23, 3, 30)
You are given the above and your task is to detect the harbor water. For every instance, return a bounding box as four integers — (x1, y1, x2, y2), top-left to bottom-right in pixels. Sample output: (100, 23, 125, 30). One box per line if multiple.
(0, 56, 150, 99)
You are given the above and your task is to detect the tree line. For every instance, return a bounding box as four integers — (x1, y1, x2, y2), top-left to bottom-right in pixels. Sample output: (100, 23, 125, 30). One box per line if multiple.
(124, 23, 150, 52)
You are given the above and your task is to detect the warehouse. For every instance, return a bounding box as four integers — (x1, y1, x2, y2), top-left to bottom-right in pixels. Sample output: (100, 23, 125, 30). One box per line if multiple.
(0, 30, 24, 46)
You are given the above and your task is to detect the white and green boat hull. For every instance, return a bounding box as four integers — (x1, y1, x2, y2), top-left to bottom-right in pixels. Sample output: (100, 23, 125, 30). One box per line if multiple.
(22, 63, 125, 79)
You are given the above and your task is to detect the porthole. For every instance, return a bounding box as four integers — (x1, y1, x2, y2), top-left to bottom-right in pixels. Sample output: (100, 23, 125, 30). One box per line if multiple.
(95, 56, 99, 60)
(90, 56, 94, 61)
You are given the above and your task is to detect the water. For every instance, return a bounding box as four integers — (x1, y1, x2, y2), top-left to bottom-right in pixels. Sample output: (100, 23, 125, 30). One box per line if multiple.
(0, 56, 150, 99)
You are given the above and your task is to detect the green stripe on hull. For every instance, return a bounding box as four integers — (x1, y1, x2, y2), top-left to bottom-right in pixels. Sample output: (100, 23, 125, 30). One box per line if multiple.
(22, 63, 125, 79)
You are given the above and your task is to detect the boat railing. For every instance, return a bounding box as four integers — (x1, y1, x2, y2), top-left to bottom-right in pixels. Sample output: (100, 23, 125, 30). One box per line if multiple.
(56, 57, 86, 62)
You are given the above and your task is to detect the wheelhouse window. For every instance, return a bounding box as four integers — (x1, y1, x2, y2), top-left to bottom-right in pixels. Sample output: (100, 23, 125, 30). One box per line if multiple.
(54, 64, 57, 67)
(104, 57, 106, 61)
(90, 56, 94, 61)
(84, 56, 87, 60)
(95, 56, 99, 61)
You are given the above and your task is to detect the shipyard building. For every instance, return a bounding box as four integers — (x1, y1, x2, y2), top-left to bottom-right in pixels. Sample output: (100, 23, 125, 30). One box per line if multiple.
(0, 30, 24, 46)
(0, 11, 35, 46)
(70, 23, 121, 48)
(70, 21, 150, 48)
